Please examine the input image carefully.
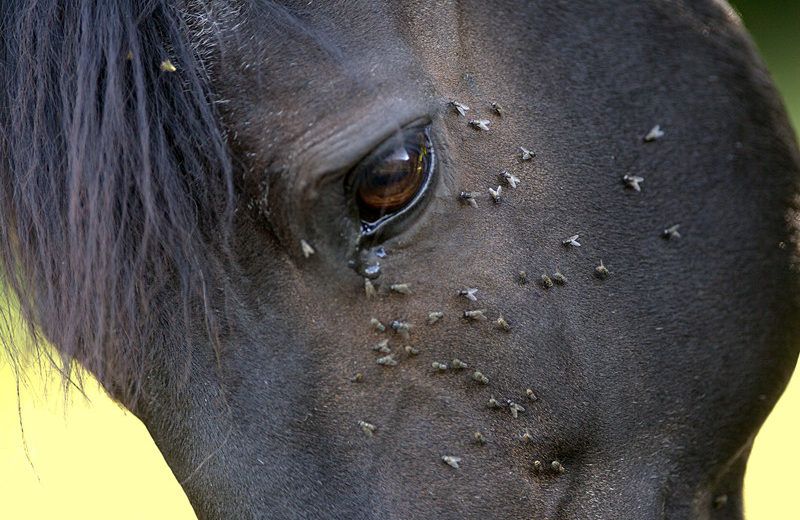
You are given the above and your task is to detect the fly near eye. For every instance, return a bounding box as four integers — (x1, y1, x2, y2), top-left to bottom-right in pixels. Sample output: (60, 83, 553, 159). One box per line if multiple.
(351, 124, 435, 231)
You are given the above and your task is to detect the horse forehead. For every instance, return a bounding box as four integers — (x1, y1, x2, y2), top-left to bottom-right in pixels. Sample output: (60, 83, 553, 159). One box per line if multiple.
(199, 1, 455, 158)
(210, 1, 440, 93)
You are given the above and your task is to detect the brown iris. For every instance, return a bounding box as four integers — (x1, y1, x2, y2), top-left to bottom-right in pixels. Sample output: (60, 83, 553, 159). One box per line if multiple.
(352, 124, 434, 227)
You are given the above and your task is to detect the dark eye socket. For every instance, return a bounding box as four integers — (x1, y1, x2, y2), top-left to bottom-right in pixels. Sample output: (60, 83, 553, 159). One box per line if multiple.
(349, 123, 434, 233)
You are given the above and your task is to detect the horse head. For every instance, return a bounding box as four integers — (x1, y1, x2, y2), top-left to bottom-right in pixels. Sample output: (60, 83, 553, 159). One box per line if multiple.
(1, 1, 798, 518)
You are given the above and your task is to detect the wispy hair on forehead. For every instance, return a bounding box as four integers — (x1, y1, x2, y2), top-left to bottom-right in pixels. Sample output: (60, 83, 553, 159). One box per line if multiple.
(0, 0, 235, 407)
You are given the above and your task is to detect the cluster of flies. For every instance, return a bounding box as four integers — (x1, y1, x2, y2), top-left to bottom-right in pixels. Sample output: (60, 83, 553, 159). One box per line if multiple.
(347, 96, 566, 475)
(451, 103, 679, 283)
(451, 100, 528, 209)
(299, 97, 680, 479)
(361, 304, 566, 476)
(360, 289, 508, 376)
(149, 53, 684, 485)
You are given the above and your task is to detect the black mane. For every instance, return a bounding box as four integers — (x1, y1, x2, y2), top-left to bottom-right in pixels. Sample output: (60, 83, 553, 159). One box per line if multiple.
(0, 0, 234, 406)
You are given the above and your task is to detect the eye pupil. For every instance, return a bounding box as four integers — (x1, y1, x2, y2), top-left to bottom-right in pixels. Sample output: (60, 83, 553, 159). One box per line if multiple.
(357, 148, 423, 213)
(353, 125, 433, 227)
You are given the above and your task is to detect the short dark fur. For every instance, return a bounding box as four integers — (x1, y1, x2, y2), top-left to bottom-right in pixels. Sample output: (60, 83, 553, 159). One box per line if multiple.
(2, 1, 799, 519)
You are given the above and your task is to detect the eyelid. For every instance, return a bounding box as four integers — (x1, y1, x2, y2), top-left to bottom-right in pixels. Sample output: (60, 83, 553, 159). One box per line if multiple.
(289, 104, 431, 196)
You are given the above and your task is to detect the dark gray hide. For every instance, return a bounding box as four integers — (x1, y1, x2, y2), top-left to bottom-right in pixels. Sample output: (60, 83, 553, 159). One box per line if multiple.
(13, 0, 800, 519)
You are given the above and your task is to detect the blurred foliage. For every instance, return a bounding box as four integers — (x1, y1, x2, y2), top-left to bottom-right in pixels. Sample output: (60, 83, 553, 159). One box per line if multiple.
(732, 0, 800, 130)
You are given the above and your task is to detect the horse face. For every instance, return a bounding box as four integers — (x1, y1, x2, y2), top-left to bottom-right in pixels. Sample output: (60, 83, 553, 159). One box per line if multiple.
(7, 1, 797, 519)
(138, 2, 800, 518)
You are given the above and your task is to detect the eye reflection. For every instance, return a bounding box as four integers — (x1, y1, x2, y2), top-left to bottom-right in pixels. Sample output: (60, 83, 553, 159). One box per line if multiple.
(350, 124, 434, 233)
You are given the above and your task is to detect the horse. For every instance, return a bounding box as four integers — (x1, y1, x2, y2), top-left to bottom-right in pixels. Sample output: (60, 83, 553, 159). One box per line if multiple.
(1, 1, 798, 518)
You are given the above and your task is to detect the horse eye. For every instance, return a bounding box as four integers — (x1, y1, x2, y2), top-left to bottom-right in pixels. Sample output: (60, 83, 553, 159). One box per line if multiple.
(350, 123, 435, 232)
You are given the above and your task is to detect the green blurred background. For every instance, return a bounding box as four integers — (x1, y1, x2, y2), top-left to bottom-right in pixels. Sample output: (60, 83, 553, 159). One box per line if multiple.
(734, 0, 799, 130)
(0, 2, 798, 518)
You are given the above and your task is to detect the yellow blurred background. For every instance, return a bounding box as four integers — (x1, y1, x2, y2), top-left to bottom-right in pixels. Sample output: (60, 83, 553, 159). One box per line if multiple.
(0, 2, 798, 518)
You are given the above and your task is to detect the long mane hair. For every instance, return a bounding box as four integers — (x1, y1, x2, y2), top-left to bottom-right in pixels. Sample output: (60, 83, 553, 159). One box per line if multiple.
(0, 0, 234, 407)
